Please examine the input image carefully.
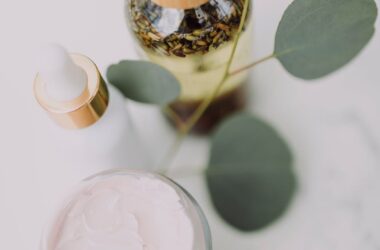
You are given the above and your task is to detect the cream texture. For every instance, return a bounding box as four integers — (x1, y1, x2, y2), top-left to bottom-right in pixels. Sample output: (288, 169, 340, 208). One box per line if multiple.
(49, 174, 194, 250)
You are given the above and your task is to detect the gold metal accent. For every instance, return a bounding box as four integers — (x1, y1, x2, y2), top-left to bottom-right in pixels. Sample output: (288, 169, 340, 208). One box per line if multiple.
(152, 0, 208, 9)
(34, 54, 109, 129)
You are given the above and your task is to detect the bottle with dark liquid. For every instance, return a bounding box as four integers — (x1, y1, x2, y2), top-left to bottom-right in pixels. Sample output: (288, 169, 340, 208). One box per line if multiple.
(125, 0, 253, 134)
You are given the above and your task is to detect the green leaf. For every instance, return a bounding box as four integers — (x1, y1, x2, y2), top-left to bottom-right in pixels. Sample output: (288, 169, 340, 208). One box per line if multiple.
(275, 0, 377, 79)
(107, 60, 181, 105)
(207, 113, 297, 231)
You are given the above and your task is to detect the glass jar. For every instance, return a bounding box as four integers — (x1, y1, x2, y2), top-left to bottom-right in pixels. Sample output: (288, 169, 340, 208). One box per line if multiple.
(125, 0, 253, 134)
(40, 169, 212, 250)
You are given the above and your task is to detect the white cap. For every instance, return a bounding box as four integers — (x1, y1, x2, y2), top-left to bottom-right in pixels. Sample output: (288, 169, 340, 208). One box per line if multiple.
(37, 44, 87, 102)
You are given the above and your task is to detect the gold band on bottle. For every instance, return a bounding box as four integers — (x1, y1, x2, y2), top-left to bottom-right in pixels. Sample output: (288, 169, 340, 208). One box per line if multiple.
(34, 54, 109, 130)
(152, 0, 208, 9)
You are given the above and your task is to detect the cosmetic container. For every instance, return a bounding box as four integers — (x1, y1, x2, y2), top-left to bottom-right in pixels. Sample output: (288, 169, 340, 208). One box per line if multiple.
(125, 0, 253, 134)
(34, 45, 144, 169)
(40, 169, 212, 250)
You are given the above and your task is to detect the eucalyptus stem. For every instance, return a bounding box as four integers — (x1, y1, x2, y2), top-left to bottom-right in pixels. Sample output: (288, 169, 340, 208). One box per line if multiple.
(158, 0, 250, 174)
(163, 107, 186, 132)
(229, 53, 275, 76)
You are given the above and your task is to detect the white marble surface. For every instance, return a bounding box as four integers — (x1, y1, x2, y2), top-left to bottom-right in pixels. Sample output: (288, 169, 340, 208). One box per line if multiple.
(0, 0, 380, 249)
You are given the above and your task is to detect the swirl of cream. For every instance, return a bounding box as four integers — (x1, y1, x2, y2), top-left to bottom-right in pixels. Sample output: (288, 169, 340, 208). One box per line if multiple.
(50, 175, 194, 250)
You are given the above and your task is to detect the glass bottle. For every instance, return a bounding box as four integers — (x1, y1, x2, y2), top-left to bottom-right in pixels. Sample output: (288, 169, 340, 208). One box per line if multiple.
(125, 0, 253, 134)
(41, 169, 212, 250)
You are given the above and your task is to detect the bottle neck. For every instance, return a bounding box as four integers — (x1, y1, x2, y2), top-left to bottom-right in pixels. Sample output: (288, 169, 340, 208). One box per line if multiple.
(152, 0, 208, 9)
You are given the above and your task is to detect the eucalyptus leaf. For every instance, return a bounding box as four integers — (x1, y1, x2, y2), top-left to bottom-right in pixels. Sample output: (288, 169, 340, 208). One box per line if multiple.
(207, 113, 296, 231)
(107, 60, 181, 105)
(275, 0, 377, 79)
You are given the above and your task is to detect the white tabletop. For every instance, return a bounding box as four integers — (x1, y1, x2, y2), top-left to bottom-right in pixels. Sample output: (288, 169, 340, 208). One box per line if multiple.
(1, 0, 380, 249)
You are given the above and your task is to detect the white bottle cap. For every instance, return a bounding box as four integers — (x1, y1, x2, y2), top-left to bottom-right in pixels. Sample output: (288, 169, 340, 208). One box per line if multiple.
(37, 44, 87, 102)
